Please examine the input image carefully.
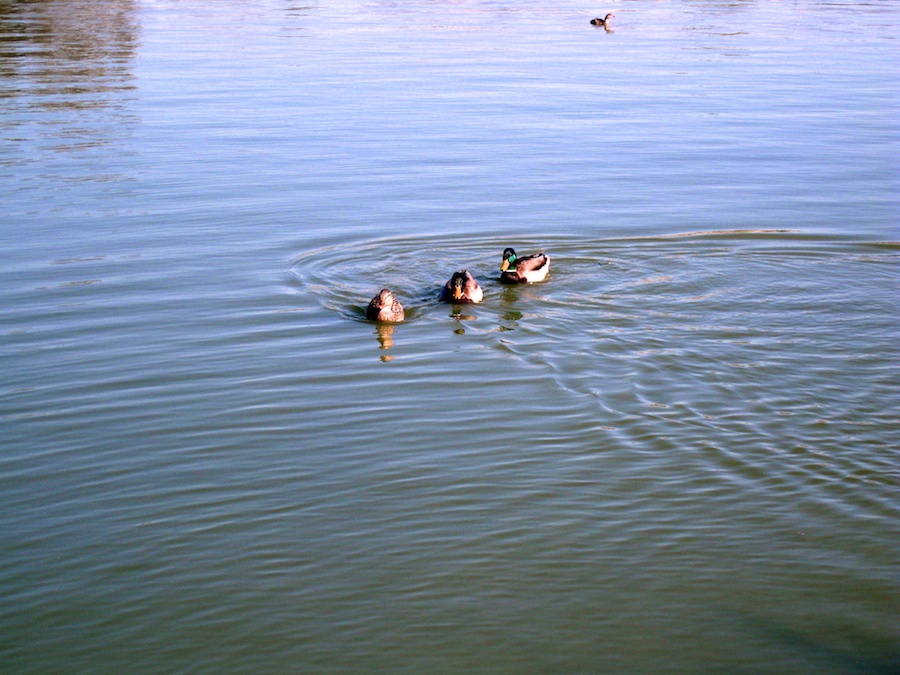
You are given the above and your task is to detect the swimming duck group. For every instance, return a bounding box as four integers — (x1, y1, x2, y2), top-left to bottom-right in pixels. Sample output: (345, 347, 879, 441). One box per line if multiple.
(366, 247, 550, 324)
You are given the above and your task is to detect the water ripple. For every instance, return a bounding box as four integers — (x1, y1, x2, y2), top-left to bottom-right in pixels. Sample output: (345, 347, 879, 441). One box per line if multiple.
(286, 231, 899, 539)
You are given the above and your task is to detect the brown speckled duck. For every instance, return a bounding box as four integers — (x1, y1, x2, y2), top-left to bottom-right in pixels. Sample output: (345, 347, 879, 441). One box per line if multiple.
(440, 270, 484, 304)
(366, 288, 405, 323)
(499, 248, 550, 284)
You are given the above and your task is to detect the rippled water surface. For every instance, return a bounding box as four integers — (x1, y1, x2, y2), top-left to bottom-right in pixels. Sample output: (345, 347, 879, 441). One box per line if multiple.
(2, 0, 898, 672)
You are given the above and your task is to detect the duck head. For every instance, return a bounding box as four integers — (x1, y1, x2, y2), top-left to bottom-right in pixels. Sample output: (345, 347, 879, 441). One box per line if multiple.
(500, 247, 517, 272)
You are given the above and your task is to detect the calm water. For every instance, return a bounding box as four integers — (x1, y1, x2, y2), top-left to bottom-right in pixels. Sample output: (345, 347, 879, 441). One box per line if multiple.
(2, 0, 898, 672)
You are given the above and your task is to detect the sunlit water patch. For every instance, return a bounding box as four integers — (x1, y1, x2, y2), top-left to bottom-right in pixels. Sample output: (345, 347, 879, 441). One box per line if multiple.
(292, 233, 898, 442)
(287, 230, 899, 529)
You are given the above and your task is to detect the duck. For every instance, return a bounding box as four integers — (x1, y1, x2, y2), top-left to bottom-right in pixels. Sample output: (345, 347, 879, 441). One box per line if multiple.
(500, 247, 550, 284)
(366, 288, 405, 323)
(440, 270, 484, 304)
(590, 13, 614, 27)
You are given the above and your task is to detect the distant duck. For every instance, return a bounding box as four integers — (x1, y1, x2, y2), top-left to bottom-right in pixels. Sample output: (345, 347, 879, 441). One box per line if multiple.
(500, 247, 550, 284)
(440, 270, 484, 304)
(590, 13, 614, 27)
(366, 288, 405, 322)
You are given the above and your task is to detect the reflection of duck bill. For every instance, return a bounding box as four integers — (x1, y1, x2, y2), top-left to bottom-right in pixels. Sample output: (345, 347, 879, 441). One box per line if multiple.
(375, 323, 395, 349)
(451, 312, 477, 321)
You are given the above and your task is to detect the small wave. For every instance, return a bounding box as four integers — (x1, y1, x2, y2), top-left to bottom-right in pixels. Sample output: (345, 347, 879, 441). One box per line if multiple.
(285, 230, 897, 326)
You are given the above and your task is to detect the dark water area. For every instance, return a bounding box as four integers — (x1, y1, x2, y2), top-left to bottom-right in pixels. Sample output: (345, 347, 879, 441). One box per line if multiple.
(1, 1, 898, 672)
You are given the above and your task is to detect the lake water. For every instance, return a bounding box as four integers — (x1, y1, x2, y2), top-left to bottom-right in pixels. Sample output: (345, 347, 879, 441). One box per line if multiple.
(1, 0, 898, 672)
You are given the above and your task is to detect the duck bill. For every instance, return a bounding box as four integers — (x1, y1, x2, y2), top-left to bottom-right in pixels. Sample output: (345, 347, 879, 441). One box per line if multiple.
(453, 286, 463, 300)
(500, 260, 510, 272)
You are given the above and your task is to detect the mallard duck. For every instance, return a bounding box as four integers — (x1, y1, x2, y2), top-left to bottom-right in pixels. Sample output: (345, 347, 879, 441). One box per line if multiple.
(366, 288, 405, 322)
(590, 13, 614, 27)
(440, 270, 484, 304)
(500, 247, 550, 284)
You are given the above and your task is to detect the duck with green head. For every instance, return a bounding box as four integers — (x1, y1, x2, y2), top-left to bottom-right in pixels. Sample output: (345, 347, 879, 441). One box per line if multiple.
(440, 270, 483, 304)
(500, 247, 550, 284)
